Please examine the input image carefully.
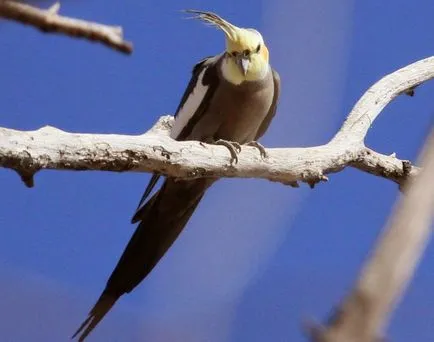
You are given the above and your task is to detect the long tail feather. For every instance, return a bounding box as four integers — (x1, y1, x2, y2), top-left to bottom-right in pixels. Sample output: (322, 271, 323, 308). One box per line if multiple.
(72, 293, 117, 341)
(73, 177, 216, 341)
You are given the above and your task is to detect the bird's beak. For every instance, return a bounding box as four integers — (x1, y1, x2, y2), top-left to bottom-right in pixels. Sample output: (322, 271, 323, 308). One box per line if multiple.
(237, 56, 250, 76)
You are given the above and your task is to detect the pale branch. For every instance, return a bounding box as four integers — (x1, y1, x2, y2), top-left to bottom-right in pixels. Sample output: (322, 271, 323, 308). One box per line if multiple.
(0, 117, 417, 188)
(1, 56, 433, 187)
(350, 148, 415, 188)
(332, 56, 434, 144)
(307, 130, 434, 342)
(0, 1, 133, 54)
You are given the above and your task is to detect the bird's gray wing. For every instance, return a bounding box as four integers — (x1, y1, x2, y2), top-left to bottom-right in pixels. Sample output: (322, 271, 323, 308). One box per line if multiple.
(73, 57, 223, 341)
(131, 56, 221, 223)
(131, 173, 160, 222)
(254, 68, 281, 140)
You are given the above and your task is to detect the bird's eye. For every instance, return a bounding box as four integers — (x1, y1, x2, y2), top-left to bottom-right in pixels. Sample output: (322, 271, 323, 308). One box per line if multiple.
(243, 49, 250, 57)
(231, 51, 239, 57)
(256, 44, 261, 53)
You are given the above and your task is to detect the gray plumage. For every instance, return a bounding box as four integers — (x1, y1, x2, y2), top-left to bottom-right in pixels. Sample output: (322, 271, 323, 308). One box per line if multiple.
(73, 50, 280, 341)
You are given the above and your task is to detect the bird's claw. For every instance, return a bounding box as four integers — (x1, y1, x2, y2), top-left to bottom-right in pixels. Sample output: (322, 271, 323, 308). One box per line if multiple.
(214, 139, 241, 164)
(230, 141, 242, 153)
(247, 141, 267, 158)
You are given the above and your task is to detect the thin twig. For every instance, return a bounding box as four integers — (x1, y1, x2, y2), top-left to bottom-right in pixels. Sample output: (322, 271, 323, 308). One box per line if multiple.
(332, 56, 434, 144)
(0, 1, 133, 54)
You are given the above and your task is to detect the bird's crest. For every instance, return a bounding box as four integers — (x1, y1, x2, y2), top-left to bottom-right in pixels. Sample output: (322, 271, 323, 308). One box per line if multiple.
(184, 9, 239, 40)
(184, 9, 265, 54)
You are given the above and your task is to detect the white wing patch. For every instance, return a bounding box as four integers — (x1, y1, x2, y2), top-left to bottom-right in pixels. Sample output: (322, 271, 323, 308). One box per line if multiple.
(170, 69, 209, 139)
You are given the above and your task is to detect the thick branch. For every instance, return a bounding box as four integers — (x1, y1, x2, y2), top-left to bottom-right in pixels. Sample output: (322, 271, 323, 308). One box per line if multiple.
(308, 130, 434, 342)
(0, 117, 417, 188)
(0, 1, 133, 54)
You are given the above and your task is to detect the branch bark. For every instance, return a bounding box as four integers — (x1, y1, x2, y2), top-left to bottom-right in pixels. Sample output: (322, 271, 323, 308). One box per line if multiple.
(307, 129, 434, 342)
(2, 56, 432, 188)
(0, 1, 133, 54)
(332, 57, 434, 144)
(0, 117, 418, 188)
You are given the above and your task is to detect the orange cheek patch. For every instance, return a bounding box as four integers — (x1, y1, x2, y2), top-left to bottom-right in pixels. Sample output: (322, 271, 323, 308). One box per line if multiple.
(260, 45, 269, 63)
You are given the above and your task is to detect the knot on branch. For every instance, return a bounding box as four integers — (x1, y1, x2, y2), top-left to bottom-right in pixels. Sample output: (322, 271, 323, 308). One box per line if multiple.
(146, 115, 173, 136)
(380, 158, 413, 181)
(301, 170, 329, 188)
(400, 85, 418, 97)
(187, 167, 209, 178)
(402, 160, 412, 175)
(152, 145, 173, 160)
(0, 150, 39, 187)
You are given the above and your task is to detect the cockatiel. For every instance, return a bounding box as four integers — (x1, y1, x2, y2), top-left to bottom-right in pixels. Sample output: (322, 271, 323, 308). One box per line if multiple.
(73, 9, 280, 341)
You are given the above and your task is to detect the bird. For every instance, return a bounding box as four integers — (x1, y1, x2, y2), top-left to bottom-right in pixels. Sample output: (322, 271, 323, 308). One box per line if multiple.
(72, 9, 280, 341)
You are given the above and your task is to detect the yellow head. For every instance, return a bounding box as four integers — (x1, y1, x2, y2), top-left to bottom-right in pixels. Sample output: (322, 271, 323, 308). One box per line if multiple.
(185, 10, 270, 85)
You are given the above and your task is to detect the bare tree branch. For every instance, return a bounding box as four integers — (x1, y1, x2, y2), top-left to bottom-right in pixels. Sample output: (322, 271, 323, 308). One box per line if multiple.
(0, 117, 418, 188)
(332, 56, 434, 144)
(307, 129, 434, 342)
(0, 1, 133, 54)
(0, 57, 432, 187)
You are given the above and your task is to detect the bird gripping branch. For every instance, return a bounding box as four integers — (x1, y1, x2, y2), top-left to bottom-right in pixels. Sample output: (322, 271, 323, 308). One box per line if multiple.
(72, 9, 280, 341)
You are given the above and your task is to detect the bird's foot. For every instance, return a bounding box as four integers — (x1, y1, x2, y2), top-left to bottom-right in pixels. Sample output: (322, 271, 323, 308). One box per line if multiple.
(214, 139, 241, 164)
(247, 141, 267, 158)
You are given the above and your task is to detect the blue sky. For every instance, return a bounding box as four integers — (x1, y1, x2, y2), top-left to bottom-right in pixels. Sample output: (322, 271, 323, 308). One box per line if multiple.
(0, 0, 433, 341)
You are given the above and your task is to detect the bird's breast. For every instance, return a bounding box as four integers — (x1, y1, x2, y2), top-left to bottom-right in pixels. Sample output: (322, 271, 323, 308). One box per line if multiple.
(212, 76, 274, 143)
(183, 69, 274, 144)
